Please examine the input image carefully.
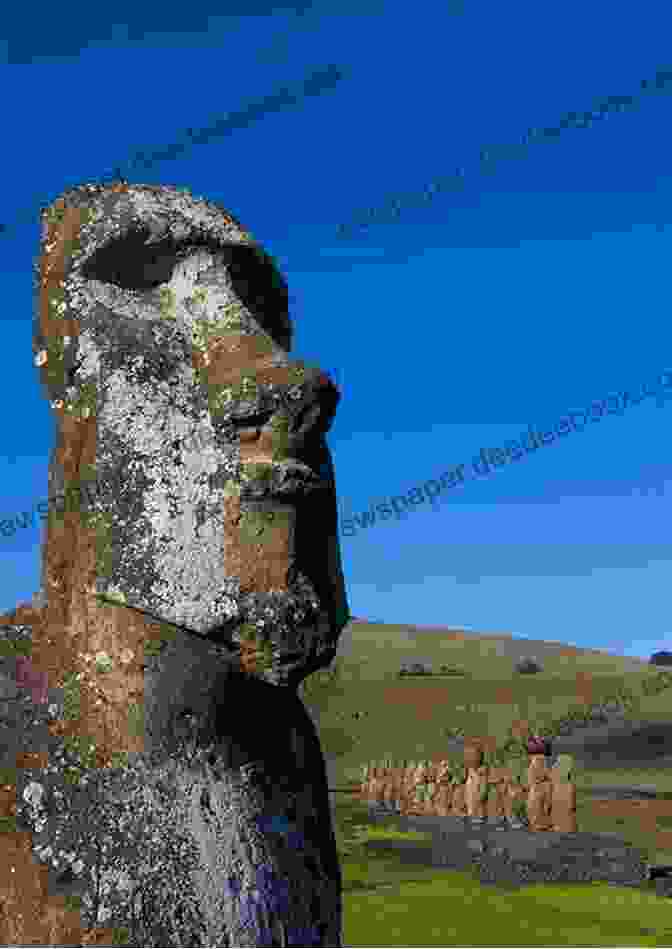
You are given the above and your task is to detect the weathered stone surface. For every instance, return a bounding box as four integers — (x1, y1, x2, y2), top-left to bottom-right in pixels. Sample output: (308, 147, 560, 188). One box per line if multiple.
(0, 182, 350, 946)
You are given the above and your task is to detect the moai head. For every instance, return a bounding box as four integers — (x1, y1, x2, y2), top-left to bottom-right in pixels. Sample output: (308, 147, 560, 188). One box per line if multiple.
(32, 182, 349, 695)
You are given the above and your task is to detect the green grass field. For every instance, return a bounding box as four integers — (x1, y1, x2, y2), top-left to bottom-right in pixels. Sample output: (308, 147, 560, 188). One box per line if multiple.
(334, 794, 672, 947)
(301, 620, 672, 946)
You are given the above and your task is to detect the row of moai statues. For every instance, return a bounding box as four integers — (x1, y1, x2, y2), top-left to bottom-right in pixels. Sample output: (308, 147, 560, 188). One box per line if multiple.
(360, 740, 577, 832)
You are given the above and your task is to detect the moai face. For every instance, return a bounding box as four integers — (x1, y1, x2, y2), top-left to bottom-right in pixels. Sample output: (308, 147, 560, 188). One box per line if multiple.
(32, 182, 349, 690)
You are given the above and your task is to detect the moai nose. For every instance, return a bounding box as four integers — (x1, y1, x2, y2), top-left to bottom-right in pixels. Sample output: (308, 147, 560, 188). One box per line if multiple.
(229, 362, 340, 479)
(276, 363, 340, 445)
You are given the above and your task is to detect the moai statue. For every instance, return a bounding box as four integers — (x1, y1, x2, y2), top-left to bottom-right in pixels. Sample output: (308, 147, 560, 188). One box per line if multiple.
(0, 181, 350, 946)
(433, 759, 454, 817)
(527, 738, 552, 831)
(410, 760, 430, 814)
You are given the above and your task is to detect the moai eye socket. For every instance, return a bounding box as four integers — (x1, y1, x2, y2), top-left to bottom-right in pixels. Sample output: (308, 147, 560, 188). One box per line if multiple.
(223, 244, 292, 350)
(80, 232, 292, 348)
(80, 228, 181, 291)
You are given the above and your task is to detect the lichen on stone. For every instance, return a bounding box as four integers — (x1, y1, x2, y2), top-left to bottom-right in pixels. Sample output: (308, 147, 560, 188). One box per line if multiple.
(99, 587, 127, 607)
(222, 479, 241, 499)
(239, 509, 287, 544)
(190, 287, 209, 307)
(143, 622, 178, 657)
(87, 510, 114, 575)
(63, 378, 97, 418)
(287, 365, 306, 386)
(127, 702, 144, 738)
(43, 332, 66, 388)
(240, 462, 273, 485)
(204, 374, 260, 416)
(94, 651, 114, 674)
(62, 735, 98, 784)
(61, 670, 82, 721)
(191, 305, 248, 351)
(158, 286, 176, 319)
(270, 410, 291, 460)
(206, 384, 235, 415)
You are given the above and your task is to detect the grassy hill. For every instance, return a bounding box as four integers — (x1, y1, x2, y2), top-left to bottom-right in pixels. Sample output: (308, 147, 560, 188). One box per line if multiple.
(303, 618, 661, 777)
(300, 620, 672, 945)
(300, 618, 672, 864)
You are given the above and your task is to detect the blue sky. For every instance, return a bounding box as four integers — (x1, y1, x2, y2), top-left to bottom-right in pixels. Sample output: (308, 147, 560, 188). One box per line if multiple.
(1, 0, 671, 662)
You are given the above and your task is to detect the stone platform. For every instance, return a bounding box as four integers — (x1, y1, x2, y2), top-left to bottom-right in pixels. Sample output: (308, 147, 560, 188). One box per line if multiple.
(363, 805, 672, 896)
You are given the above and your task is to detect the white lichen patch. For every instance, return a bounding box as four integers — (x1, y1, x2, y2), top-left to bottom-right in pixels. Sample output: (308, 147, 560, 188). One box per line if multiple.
(96, 366, 241, 632)
(23, 781, 45, 807)
(128, 188, 255, 250)
(74, 328, 103, 379)
(168, 250, 217, 307)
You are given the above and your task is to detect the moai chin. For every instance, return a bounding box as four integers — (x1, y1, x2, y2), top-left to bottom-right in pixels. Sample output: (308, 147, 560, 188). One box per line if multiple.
(0, 181, 350, 946)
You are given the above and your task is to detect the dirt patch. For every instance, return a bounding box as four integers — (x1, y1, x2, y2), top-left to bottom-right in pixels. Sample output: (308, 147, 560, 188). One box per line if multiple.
(494, 686, 515, 706)
(381, 682, 535, 741)
(510, 719, 532, 740)
(382, 683, 455, 723)
(559, 647, 582, 658)
(589, 797, 672, 832)
(575, 670, 594, 706)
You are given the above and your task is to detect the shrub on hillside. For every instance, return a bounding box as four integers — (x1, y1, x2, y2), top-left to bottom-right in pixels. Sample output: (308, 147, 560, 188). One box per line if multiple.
(650, 650, 672, 667)
(514, 656, 543, 675)
(399, 661, 433, 676)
